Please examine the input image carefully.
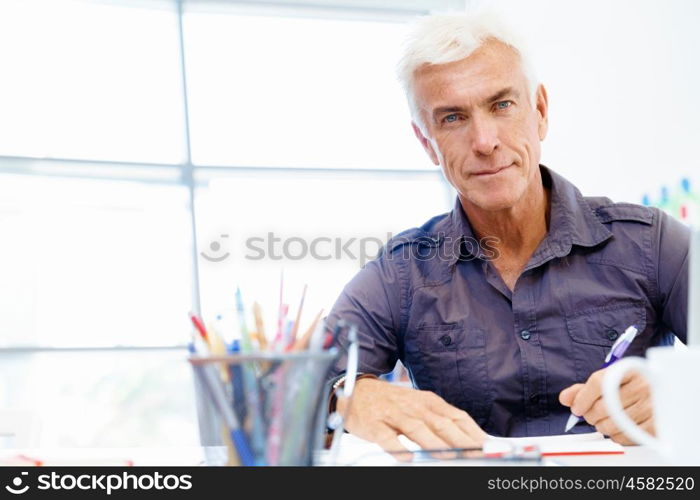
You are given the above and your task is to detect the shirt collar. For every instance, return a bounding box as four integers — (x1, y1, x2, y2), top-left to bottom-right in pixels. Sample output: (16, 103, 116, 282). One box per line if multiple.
(447, 165, 613, 264)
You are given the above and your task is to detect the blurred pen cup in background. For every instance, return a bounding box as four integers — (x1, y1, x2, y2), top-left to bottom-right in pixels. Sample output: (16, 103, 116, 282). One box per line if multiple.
(189, 349, 339, 466)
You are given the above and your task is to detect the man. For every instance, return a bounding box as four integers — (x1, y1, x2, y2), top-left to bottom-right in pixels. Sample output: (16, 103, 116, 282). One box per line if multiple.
(326, 11, 689, 458)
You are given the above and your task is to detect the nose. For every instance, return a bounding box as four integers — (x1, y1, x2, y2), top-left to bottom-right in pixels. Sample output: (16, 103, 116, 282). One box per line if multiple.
(469, 114, 499, 156)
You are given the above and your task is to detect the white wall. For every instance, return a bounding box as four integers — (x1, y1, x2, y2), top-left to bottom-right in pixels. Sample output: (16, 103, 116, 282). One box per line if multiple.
(477, 0, 700, 205)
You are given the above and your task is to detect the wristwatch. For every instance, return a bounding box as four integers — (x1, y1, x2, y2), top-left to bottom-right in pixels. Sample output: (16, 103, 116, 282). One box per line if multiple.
(325, 372, 378, 447)
(327, 373, 377, 416)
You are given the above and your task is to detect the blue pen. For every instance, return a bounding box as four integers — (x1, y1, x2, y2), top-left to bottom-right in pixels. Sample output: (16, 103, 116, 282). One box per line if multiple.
(564, 325, 639, 432)
(228, 339, 248, 425)
(189, 339, 255, 466)
(195, 366, 255, 466)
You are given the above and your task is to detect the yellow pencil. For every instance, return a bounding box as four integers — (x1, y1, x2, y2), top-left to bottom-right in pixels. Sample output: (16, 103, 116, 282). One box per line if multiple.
(207, 320, 230, 382)
(292, 308, 324, 352)
(252, 302, 268, 351)
(221, 425, 241, 466)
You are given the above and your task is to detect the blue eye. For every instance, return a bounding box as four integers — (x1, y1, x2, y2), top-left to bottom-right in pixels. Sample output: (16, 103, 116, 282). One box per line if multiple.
(444, 114, 458, 123)
(495, 101, 512, 110)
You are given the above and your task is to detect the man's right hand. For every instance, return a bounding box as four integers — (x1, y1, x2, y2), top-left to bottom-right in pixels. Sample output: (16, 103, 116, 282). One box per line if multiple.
(336, 377, 487, 461)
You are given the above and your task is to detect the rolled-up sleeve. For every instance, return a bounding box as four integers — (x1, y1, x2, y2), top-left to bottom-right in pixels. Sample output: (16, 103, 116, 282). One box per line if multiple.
(655, 210, 690, 344)
(326, 251, 403, 379)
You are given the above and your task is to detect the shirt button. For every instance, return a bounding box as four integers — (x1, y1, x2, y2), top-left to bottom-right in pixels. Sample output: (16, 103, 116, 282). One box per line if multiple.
(606, 329, 619, 341)
(440, 335, 452, 346)
(520, 329, 531, 341)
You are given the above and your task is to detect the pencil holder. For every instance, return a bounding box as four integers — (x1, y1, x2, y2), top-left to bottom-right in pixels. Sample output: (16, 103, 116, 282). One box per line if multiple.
(189, 349, 339, 466)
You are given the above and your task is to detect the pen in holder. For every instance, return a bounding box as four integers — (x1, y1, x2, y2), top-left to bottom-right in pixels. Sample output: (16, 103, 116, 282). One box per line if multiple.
(326, 320, 360, 465)
(188, 321, 360, 466)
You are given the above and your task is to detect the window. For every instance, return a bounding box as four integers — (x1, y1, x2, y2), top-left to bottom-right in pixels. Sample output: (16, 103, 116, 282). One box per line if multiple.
(0, 0, 457, 448)
(0, 0, 185, 164)
(0, 173, 193, 348)
(184, 10, 430, 169)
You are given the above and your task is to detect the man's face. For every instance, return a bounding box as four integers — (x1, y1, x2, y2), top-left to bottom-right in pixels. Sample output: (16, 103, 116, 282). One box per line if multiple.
(412, 39, 548, 212)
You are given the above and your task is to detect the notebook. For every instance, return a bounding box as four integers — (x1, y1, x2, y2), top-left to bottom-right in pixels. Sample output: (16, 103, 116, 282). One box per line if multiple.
(484, 432, 624, 457)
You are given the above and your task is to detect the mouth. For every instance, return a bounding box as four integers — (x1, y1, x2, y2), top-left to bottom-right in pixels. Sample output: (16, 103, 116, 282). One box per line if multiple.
(472, 163, 514, 177)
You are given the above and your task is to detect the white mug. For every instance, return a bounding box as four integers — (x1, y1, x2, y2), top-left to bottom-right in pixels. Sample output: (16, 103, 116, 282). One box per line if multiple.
(602, 346, 700, 465)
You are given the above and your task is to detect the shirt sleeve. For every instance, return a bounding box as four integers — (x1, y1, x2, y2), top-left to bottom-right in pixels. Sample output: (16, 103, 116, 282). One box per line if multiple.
(325, 250, 403, 380)
(655, 209, 690, 344)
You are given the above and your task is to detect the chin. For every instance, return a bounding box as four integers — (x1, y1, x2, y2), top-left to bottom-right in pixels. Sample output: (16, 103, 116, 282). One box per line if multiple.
(474, 198, 518, 212)
(464, 187, 522, 212)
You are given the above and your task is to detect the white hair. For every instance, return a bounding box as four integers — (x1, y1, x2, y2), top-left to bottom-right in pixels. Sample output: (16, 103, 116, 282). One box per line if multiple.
(397, 9, 539, 128)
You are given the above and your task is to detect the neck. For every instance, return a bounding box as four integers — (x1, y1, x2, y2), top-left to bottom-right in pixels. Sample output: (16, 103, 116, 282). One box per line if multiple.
(462, 173, 550, 260)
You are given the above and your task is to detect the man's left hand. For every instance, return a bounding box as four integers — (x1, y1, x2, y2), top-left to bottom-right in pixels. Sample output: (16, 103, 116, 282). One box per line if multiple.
(559, 368, 655, 445)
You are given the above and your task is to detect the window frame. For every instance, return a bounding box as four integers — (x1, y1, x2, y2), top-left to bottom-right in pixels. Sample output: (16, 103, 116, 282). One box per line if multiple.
(0, 0, 457, 352)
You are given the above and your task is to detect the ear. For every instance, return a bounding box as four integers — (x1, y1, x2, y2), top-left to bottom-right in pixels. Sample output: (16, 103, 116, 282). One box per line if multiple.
(535, 84, 549, 141)
(411, 121, 440, 166)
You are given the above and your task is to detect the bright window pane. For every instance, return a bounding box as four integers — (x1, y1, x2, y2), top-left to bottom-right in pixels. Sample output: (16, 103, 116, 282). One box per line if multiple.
(194, 171, 451, 331)
(0, 350, 199, 448)
(0, 173, 193, 347)
(0, 0, 185, 164)
(184, 11, 433, 169)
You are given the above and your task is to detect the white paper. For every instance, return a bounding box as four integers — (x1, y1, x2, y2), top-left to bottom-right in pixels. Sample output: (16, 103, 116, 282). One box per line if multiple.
(320, 431, 624, 466)
(484, 432, 624, 456)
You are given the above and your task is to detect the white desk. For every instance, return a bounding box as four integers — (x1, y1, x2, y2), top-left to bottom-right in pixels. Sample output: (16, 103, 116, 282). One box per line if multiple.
(0, 440, 668, 466)
(0, 446, 212, 466)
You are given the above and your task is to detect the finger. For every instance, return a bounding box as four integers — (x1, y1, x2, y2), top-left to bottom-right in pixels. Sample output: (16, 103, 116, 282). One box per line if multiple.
(421, 392, 487, 443)
(571, 367, 639, 417)
(426, 415, 483, 450)
(583, 394, 639, 427)
(452, 418, 488, 447)
(583, 374, 652, 426)
(570, 371, 603, 416)
(583, 398, 609, 426)
(559, 383, 584, 407)
(617, 371, 651, 408)
(595, 398, 653, 437)
(609, 416, 655, 446)
(372, 426, 413, 463)
(570, 370, 606, 416)
(391, 417, 451, 452)
(595, 416, 619, 438)
(608, 429, 635, 446)
(639, 417, 656, 438)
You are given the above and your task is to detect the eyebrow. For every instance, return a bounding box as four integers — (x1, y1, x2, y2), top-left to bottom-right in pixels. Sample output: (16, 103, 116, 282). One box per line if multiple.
(432, 87, 519, 117)
(486, 87, 518, 104)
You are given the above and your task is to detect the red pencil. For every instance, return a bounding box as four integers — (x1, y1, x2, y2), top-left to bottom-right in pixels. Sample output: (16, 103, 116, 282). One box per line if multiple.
(189, 312, 209, 342)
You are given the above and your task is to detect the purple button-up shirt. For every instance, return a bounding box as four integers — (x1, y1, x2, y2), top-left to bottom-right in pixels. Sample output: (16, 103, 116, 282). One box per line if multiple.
(327, 166, 689, 437)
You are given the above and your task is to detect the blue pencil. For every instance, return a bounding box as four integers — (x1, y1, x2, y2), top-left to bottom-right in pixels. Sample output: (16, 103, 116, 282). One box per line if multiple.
(227, 339, 248, 425)
(235, 287, 267, 464)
